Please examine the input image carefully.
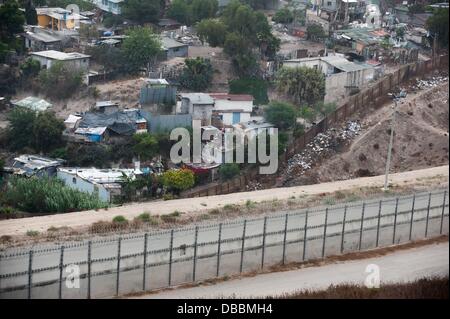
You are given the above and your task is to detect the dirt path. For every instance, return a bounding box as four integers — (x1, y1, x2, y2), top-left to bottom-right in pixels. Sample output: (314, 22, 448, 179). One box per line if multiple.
(131, 241, 449, 299)
(0, 165, 447, 237)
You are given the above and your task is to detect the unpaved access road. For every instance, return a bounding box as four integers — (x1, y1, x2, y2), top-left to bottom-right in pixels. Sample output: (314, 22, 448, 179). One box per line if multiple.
(132, 241, 449, 299)
(0, 165, 448, 236)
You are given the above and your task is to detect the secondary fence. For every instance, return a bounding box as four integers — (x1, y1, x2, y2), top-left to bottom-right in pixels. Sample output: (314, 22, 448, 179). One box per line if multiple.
(181, 54, 449, 198)
(0, 189, 448, 299)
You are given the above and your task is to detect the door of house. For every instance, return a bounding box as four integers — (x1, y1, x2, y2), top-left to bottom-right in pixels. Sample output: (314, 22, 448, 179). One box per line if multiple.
(232, 112, 241, 124)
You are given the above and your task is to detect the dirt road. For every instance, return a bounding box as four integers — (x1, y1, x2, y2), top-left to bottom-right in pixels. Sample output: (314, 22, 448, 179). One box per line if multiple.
(0, 165, 447, 236)
(132, 241, 449, 299)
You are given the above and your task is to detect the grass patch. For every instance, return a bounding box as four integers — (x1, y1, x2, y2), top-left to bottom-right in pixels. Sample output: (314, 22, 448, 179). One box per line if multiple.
(26, 230, 39, 237)
(112, 215, 127, 223)
(272, 277, 448, 299)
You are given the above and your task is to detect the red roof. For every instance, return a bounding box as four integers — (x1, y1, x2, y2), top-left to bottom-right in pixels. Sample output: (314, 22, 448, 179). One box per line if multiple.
(209, 93, 253, 101)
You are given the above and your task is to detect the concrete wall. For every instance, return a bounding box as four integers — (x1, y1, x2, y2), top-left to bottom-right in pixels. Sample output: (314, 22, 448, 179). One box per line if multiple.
(324, 67, 375, 103)
(32, 56, 89, 71)
(57, 171, 111, 202)
(165, 45, 188, 59)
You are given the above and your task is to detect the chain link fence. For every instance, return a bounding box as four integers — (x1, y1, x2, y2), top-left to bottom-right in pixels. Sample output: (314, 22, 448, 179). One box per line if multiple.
(0, 189, 448, 299)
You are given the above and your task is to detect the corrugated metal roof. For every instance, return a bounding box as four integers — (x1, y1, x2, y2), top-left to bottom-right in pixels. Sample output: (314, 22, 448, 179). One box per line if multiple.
(13, 96, 52, 112)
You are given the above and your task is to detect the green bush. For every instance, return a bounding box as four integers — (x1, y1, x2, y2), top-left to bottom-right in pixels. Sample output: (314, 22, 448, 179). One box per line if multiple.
(3, 177, 108, 213)
(229, 78, 269, 105)
(38, 61, 83, 99)
(162, 169, 195, 193)
(26, 230, 39, 237)
(112, 215, 127, 223)
(219, 163, 240, 180)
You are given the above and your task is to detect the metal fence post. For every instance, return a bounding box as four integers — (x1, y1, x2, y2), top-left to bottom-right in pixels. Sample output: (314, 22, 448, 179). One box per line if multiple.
(392, 198, 399, 244)
(168, 229, 174, 286)
(376, 200, 382, 247)
(216, 223, 222, 277)
(27, 250, 33, 299)
(302, 210, 309, 261)
(239, 220, 247, 274)
(359, 203, 366, 250)
(192, 226, 199, 282)
(142, 233, 148, 291)
(425, 192, 432, 237)
(322, 208, 329, 258)
(116, 237, 122, 296)
(440, 190, 447, 234)
(58, 246, 64, 299)
(87, 241, 92, 299)
(409, 194, 416, 241)
(261, 217, 267, 269)
(282, 214, 289, 265)
(340, 206, 347, 254)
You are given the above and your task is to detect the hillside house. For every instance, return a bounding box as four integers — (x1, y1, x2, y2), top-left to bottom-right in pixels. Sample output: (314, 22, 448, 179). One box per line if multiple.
(36, 7, 88, 31)
(7, 155, 65, 177)
(92, 0, 124, 15)
(57, 167, 143, 202)
(161, 37, 189, 59)
(283, 55, 376, 103)
(209, 93, 254, 126)
(179, 93, 215, 126)
(30, 50, 90, 71)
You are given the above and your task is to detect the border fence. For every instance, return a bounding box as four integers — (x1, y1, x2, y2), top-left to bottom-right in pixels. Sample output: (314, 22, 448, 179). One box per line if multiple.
(0, 189, 448, 299)
(181, 54, 449, 198)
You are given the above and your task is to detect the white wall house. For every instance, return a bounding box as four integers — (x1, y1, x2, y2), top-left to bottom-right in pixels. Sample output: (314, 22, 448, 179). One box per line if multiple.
(57, 167, 142, 203)
(92, 0, 123, 15)
(30, 50, 90, 71)
(209, 93, 254, 126)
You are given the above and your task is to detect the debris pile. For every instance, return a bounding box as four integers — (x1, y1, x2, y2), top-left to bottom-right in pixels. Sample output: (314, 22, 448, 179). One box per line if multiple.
(284, 121, 362, 179)
(246, 181, 263, 191)
(410, 74, 448, 91)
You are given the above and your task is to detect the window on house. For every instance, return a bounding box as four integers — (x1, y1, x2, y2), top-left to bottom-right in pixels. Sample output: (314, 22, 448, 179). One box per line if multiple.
(72, 177, 76, 184)
(327, 1, 332, 6)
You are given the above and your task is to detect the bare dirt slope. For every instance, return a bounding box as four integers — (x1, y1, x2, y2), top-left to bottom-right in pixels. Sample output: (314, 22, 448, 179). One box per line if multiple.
(286, 80, 449, 185)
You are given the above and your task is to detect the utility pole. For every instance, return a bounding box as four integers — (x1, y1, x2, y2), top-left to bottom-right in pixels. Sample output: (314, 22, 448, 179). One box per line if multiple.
(383, 90, 406, 191)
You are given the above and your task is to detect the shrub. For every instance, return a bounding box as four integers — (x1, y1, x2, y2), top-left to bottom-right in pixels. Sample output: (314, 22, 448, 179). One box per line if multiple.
(229, 78, 269, 105)
(112, 215, 127, 223)
(264, 101, 297, 130)
(26, 230, 39, 237)
(162, 169, 195, 193)
(219, 163, 240, 180)
(38, 61, 83, 99)
(136, 212, 151, 222)
(3, 177, 108, 213)
(179, 57, 213, 91)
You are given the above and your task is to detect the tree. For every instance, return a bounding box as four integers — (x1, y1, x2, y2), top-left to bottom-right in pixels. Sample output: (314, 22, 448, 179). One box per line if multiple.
(272, 7, 294, 24)
(196, 18, 227, 47)
(33, 111, 65, 153)
(6, 107, 37, 151)
(191, 0, 218, 23)
(179, 57, 213, 91)
(122, 27, 161, 73)
(162, 169, 195, 193)
(218, 163, 240, 180)
(6, 107, 64, 153)
(0, 0, 25, 41)
(276, 66, 325, 105)
(229, 77, 268, 105)
(264, 101, 297, 131)
(132, 132, 158, 161)
(38, 61, 83, 99)
(306, 23, 326, 42)
(24, 0, 38, 25)
(426, 8, 449, 48)
(121, 0, 160, 24)
(167, 0, 192, 25)
(20, 57, 40, 78)
(85, 45, 125, 73)
(0, 0, 25, 58)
